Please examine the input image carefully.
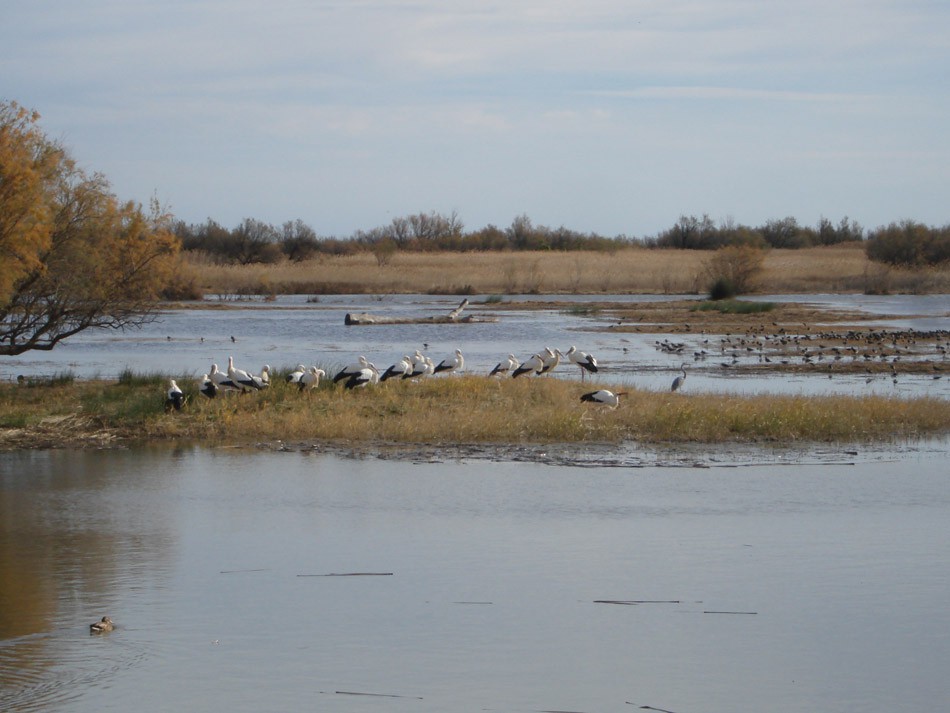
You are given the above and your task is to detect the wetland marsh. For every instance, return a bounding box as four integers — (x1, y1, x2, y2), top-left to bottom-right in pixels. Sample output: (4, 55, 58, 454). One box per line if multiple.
(1, 292, 948, 713)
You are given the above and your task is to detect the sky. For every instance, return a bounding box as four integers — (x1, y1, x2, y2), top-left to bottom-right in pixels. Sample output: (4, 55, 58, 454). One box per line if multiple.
(2, 0, 948, 238)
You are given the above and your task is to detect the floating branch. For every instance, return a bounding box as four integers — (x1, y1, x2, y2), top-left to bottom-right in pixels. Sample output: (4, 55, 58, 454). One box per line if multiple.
(329, 690, 423, 699)
(297, 572, 394, 577)
(219, 568, 269, 574)
(626, 704, 680, 713)
(703, 610, 757, 615)
(598, 599, 682, 604)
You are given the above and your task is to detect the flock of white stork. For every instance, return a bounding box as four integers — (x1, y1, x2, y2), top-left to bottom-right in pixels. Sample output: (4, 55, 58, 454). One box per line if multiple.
(165, 346, 687, 412)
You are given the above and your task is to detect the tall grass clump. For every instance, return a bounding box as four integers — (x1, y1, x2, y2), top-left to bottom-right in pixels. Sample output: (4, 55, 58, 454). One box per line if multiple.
(117, 368, 176, 387)
(16, 370, 76, 388)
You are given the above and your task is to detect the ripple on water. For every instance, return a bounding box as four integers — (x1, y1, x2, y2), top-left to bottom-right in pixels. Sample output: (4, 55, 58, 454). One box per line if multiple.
(0, 626, 153, 713)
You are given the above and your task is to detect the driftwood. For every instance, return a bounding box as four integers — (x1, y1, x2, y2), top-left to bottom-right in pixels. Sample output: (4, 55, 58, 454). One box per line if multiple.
(594, 600, 681, 605)
(296, 572, 394, 577)
(345, 298, 496, 325)
(330, 691, 423, 699)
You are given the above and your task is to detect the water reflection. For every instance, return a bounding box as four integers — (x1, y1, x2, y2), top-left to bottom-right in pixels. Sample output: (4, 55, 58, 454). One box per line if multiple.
(1, 445, 949, 712)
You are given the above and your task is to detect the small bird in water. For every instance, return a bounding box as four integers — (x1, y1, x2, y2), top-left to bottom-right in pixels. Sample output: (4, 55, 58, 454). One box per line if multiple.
(90, 616, 114, 634)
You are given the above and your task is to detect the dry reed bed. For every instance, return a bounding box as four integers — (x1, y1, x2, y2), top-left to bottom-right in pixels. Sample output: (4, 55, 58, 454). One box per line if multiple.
(2, 377, 948, 449)
(186, 245, 949, 295)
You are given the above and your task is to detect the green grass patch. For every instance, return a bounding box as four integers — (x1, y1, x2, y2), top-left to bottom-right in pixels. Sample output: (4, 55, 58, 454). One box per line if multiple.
(691, 299, 776, 314)
(17, 370, 76, 387)
(563, 305, 602, 317)
(117, 368, 182, 387)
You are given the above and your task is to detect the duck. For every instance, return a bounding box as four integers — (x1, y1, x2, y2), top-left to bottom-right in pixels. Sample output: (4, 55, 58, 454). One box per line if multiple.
(90, 616, 114, 634)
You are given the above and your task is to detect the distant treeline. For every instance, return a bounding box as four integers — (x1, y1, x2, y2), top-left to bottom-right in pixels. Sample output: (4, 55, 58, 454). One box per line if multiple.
(173, 212, 950, 267)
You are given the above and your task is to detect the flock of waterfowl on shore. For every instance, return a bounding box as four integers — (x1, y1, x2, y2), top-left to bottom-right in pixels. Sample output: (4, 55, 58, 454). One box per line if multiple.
(164, 345, 674, 412)
(156, 324, 950, 414)
(657, 326, 950, 378)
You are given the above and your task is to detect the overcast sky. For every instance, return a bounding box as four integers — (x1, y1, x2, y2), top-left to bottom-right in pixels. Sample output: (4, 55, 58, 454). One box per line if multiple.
(3, 0, 948, 237)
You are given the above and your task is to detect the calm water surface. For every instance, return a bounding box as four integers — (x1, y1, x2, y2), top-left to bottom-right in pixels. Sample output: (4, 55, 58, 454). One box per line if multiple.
(2, 445, 949, 712)
(2, 293, 947, 398)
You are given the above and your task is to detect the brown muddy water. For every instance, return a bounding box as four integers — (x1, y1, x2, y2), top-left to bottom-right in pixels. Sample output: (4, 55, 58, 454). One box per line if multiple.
(1, 442, 948, 712)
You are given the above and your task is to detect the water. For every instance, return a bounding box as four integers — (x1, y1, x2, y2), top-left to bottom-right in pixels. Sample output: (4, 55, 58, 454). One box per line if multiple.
(2, 444, 949, 712)
(2, 294, 948, 398)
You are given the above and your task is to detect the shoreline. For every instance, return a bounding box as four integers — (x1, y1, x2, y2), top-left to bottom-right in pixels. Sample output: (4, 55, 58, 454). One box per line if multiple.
(2, 294, 947, 452)
(2, 376, 949, 452)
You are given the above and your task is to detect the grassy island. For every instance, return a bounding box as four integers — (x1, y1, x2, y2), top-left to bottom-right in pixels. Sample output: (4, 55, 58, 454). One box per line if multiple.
(2, 375, 948, 451)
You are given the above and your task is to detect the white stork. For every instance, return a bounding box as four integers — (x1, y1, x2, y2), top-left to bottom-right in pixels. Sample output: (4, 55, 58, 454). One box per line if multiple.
(165, 379, 185, 411)
(198, 374, 217, 399)
(380, 355, 412, 382)
(538, 347, 562, 376)
(298, 366, 326, 391)
(209, 362, 239, 392)
(566, 346, 598, 381)
(671, 364, 687, 392)
(433, 348, 464, 375)
(253, 365, 271, 389)
(490, 354, 519, 377)
(333, 355, 370, 384)
(228, 356, 262, 391)
(344, 363, 379, 390)
(447, 298, 469, 321)
(580, 389, 627, 408)
(286, 364, 307, 384)
(512, 353, 544, 378)
(407, 350, 428, 379)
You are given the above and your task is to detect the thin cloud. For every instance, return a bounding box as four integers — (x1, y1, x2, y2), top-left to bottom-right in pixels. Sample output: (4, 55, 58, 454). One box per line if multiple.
(589, 86, 881, 104)
(2, 0, 947, 236)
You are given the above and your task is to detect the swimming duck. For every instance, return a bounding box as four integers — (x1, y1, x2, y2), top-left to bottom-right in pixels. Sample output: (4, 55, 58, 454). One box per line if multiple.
(90, 616, 114, 634)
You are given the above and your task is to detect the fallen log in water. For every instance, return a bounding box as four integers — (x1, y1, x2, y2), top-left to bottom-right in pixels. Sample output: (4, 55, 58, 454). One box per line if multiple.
(344, 312, 495, 325)
(345, 298, 497, 325)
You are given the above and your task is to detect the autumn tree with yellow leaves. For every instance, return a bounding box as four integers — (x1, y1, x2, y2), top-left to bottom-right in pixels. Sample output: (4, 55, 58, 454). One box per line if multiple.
(0, 101, 179, 355)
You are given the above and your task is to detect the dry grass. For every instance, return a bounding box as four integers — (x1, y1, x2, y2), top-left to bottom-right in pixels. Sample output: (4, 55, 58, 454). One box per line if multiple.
(2, 376, 948, 449)
(184, 244, 950, 296)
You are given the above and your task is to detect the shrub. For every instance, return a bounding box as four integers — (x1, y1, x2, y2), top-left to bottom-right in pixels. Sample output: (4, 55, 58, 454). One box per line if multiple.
(703, 245, 765, 296)
(708, 277, 736, 300)
(865, 221, 950, 266)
